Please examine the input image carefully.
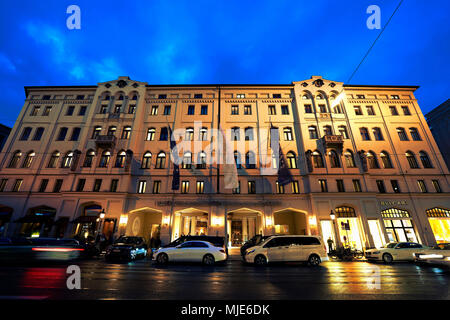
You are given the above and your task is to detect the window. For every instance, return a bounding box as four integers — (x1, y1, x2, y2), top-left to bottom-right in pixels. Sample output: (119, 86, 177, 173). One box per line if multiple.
(367, 151, 379, 169)
(281, 105, 289, 115)
(128, 105, 136, 114)
(234, 151, 242, 169)
(336, 179, 345, 192)
(194, 94, 203, 99)
(53, 179, 63, 193)
(304, 104, 312, 113)
(22, 151, 35, 168)
(329, 150, 340, 168)
(376, 180, 386, 193)
(273, 94, 281, 98)
(236, 94, 245, 99)
(61, 152, 74, 168)
(397, 128, 408, 141)
(155, 152, 166, 169)
(338, 126, 348, 139)
(409, 128, 421, 141)
(153, 181, 161, 194)
(76, 95, 85, 100)
(197, 152, 207, 169)
(391, 95, 400, 100)
(39, 179, 49, 192)
(70, 127, 81, 141)
(110, 179, 118, 192)
(115, 151, 126, 168)
(0, 179, 8, 192)
(391, 180, 401, 193)
(93, 179, 102, 192)
(181, 181, 190, 193)
(185, 128, 194, 141)
(117, 95, 124, 101)
(354, 106, 363, 115)
(283, 127, 293, 141)
(66, 106, 75, 116)
(432, 180, 442, 193)
(99, 151, 111, 167)
(323, 125, 332, 136)
(20, 127, 32, 141)
(231, 127, 240, 141)
(380, 151, 393, 168)
(232, 181, 241, 194)
(158, 94, 167, 99)
(159, 127, 168, 141)
(309, 126, 318, 139)
(318, 104, 327, 113)
(312, 151, 324, 168)
(333, 104, 342, 114)
(344, 150, 356, 168)
(352, 179, 362, 192)
(372, 128, 384, 141)
(48, 151, 60, 168)
(43, 106, 52, 116)
(419, 151, 433, 168)
(187, 105, 195, 115)
(146, 128, 155, 141)
(200, 105, 208, 115)
(182, 152, 192, 169)
(79, 106, 87, 116)
(245, 152, 256, 169)
(244, 105, 252, 115)
(138, 181, 147, 194)
(417, 180, 427, 193)
(12, 179, 23, 192)
(42, 95, 51, 100)
(121, 126, 131, 139)
(30, 106, 40, 116)
(76, 179, 85, 192)
(406, 151, 419, 169)
(319, 179, 328, 192)
(151, 105, 158, 115)
(248, 181, 256, 194)
(356, 94, 365, 99)
(107, 126, 116, 136)
(402, 106, 411, 115)
(292, 181, 300, 194)
(163, 105, 171, 115)
(302, 94, 309, 100)
(199, 127, 208, 141)
(268, 105, 276, 115)
(276, 181, 285, 194)
(92, 126, 102, 139)
(32, 128, 44, 141)
(231, 105, 239, 115)
(287, 152, 297, 169)
(100, 105, 108, 114)
(366, 106, 375, 115)
(8, 151, 22, 168)
(389, 106, 399, 115)
(83, 150, 95, 167)
(196, 181, 205, 194)
(141, 152, 152, 169)
(360, 128, 370, 141)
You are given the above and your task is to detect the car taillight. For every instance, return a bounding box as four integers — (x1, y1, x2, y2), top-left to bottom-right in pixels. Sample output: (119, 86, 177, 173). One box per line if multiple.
(32, 247, 85, 252)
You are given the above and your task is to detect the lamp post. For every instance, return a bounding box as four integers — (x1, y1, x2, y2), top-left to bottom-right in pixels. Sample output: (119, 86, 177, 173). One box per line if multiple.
(330, 210, 340, 249)
(97, 209, 106, 236)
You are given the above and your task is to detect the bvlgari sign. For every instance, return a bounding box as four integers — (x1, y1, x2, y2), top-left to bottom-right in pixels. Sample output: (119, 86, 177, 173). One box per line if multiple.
(380, 200, 407, 206)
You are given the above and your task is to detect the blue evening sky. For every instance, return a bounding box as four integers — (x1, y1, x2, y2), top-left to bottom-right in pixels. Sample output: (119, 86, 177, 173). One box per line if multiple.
(0, 0, 449, 128)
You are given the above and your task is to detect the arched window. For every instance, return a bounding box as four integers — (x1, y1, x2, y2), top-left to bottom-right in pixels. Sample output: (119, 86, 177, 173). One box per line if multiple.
(185, 128, 194, 141)
(283, 127, 293, 141)
(338, 126, 348, 139)
(22, 151, 35, 168)
(397, 127, 408, 141)
(245, 127, 254, 141)
(62, 151, 74, 168)
(234, 151, 242, 169)
(410, 128, 421, 141)
(246, 151, 256, 169)
(146, 128, 155, 141)
(312, 150, 324, 168)
(83, 150, 95, 167)
(344, 150, 356, 168)
(47, 151, 60, 168)
(99, 150, 111, 168)
(366, 151, 379, 169)
(308, 126, 318, 139)
(380, 151, 393, 169)
(372, 127, 384, 141)
(231, 127, 240, 141)
(182, 152, 192, 169)
(155, 152, 166, 168)
(141, 152, 152, 169)
(199, 127, 208, 141)
(107, 126, 117, 136)
(323, 125, 332, 136)
(8, 151, 22, 168)
(360, 127, 370, 141)
(159, 127, 168, 141)
(115, 150, 126, 168)
(92, 126, 102, 139)
(329, 150, 341, 168)
(302, 94, 309, 100)
(335, 206, 356, 218)
(406, 151, 419, 169)
(197, 151, 207, 169)
(316, 93, 324, 100)
(121, 126, 132, 140)
(419, 151, 433, 168)
(286, 151, 297, 169)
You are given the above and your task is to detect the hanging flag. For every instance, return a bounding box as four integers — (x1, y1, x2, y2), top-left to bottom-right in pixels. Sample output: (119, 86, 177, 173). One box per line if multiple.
(270, 122, 293, 186)
(168, 126, 180, 190)
(220, 126, 239, 189)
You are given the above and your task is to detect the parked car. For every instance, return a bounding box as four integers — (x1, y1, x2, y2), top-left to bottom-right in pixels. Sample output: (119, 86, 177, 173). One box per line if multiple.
(154, 240, 227, 265)
(244, 235, 328, 266)
(105, 236, 147, 262)
(240, 235, 271, 257)
(365, 242, 429, 263)
(164, 235, 227, 254)
(414, 243, 450, 267)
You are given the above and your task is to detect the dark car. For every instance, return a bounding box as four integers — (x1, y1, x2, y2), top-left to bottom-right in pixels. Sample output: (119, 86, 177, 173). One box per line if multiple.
(105, 236, 148, 262)
(164, 236, 227, 254)
(240, 235, 270, 257)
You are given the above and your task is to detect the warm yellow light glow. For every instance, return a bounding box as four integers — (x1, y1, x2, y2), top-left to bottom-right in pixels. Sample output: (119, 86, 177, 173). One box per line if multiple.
(162, 216, 170, 226)
(99, 213, 105, 219)
(265, 216, 273, 226)
(212, 217, 222, 226)
(428, 218, 450, 243)
(119, 215, 128, 225)
(309, 216, 317, 226)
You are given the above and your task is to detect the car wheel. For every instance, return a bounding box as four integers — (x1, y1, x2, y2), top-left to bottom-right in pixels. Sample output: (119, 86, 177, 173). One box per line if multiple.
(202, 254, 215, 266)
(383, 253, 393, 264)
(254, 255, 267, 266)
(156, 253, 168, 265)
(308, 254, 321, 267)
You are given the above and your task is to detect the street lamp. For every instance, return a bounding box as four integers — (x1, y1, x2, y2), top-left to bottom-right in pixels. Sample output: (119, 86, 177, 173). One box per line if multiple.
(330, 210, 340, 250)
(99, 209, 105, 219)
(97, 209, 106, 235)
(330, 210, 336, 221)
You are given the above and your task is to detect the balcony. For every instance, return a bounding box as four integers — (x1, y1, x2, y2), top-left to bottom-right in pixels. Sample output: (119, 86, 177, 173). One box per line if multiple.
(95, 135, 117, 148)
(322, 135, 344, 150)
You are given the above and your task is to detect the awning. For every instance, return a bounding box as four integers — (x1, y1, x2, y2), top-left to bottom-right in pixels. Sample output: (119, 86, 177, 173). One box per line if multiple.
(71, 215, 98, 224)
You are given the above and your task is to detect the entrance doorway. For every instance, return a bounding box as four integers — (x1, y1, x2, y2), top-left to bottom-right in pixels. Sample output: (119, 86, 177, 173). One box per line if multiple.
(127, 207, 162, 246)
(335, 206, 363, 250)
(273, 208, 307, 235)
(426, 208, 450, 243)
(368, 219, 385, 248)
(320, 220, 335, 252)
(227, 208, 262, 247)
(173, 208, 209, 240)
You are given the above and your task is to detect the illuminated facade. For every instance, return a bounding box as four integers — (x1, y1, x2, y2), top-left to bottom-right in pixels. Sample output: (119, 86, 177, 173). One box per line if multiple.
(0, 76, 449, 249)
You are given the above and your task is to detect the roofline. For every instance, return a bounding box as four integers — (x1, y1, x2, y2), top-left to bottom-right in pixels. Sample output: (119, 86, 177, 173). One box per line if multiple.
(343, 84, 420, 89)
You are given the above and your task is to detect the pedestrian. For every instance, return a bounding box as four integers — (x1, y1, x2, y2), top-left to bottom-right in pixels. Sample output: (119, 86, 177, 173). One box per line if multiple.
(327, 237, 334, 252)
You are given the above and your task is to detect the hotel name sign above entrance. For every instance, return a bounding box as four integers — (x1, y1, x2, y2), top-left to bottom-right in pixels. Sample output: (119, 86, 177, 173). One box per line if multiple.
(380, 200, 407, 206)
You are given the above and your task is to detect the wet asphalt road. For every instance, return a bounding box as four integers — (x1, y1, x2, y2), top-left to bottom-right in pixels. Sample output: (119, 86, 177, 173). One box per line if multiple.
(0, 258, 449, 300)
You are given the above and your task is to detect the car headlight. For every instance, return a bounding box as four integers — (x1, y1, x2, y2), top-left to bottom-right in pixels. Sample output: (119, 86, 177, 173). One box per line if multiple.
(246, 249, 256, 255)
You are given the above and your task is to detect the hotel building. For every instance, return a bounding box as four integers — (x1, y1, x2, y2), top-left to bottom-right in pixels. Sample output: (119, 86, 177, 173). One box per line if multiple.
(0, 76, 448, 250)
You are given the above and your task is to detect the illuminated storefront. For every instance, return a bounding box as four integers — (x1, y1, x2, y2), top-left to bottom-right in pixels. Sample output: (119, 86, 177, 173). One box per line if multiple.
(335, 206, 364, 250)
(426, 207, 450, 243)
(381, 208, 419, 243)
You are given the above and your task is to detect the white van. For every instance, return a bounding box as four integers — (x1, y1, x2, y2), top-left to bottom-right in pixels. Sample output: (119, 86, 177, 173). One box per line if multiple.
(244, 235, 328, 266)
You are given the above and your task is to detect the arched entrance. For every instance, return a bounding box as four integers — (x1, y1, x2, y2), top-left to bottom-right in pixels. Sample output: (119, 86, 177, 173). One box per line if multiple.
(227, 208, 263, 247)
(127, 207, 162, 247)
(273, 208, 307, 235)
(72, 204, 103, 239)
(173, 208, 209, 240)
(335, 206, 364, 250)
(16, 206, 56, 237)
